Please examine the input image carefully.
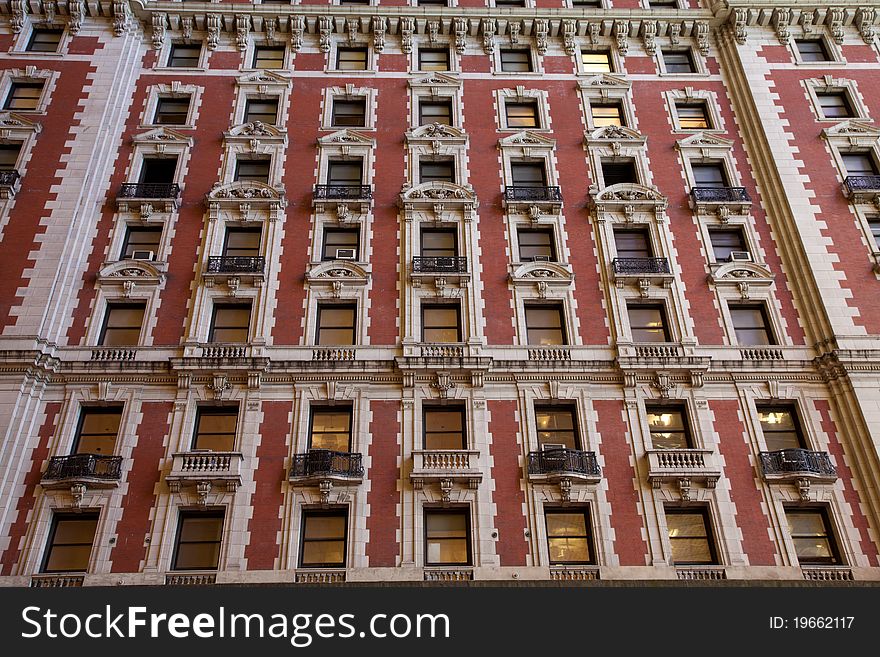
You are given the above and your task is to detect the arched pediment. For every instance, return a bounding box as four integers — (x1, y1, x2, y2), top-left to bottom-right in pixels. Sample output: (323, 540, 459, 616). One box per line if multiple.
(99, 260, 166, 280)
(208, 180, 284, 201)
(207, 181, 287, 221)
(509, 262, 574, 281)
(710, 261, 774, 282)
(305, 261, 371, 295)
(592, 183, 666, 203)
(226, 122, 286, 139)
(401, 181, 476, 202)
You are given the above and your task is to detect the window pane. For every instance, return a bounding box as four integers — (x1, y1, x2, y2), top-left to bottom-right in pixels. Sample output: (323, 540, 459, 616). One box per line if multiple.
(602, 160, 638, 186)
(500, 50, 532, 72)
(614, 230, 651, 258)
(421, 230, 457, 257)
(154, 97, 190, 125)
(337, 48, 368, 70)
(332, 99, 366, 127)
(244, 99, 279, 124)
(423, 306, 461, 342)
(5, 83, 43, 110)
(328, 162, 363, 185)
(869, 219, 880, 250)
(581, 51, 612, 73)
(420, 160, 455, 183)
(419, 49, 450, 71)
(168, 44, 201, 68)
(758, 407, 803, 451)
(425, 409, 465, 450)
(628, 305, 669, 342)
(535, 407, 577, 449)
(647, 408, 690, 449)
(43, 515, 98, 573)
(667, 511, 714, 564)
(193, 408, 237, 451)
(174, 513, 224, 570)
(546, 510, 592, 564)
(425, 511, 470, 564)
(101, 304, 145, 346)
(663, 50, 695, 73)
(591, 102, 624, 127)
(709, 229, 746, 261)
(730, 305, 774, 346)
(506, 102, 539, 128)
(518, 230, 554, 261)
(27, 29, 63, 52)
(0, 144, 21, 169)
(76, 408, 122, 454)
(322, 229, 359, 260)
(843, 153, 878, 176)
(235, 160, 270, 183)
(676, 103, 710, 129)
(253, 46, 285, 69)
(817, 93, 853, 119)
(786, 509, 839, 564)
(525, 306, 565, 345)
(692, 163, 728, 187)
(210, 305, 251, 343)
(311, 409, 352, 451)
(796, 39, 830, 62)
(317, 306, 356, 345)
(419, 101, 453, 126)
(511, 163, 546, 187)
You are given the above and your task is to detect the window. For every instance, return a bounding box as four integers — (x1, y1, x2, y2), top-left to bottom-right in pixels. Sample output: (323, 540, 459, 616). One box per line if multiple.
(121, 226, 162, 259)
(252, 46, 285, 69)
(420, 159, 455, 183)
(316, 304, 357, 345)
(518, 228, 556, 262)
(0, 143, 21, 170)
(757, 406, 804, 451)
(505, 101, 540, 128)
(153, 96, 190, 125)
(535, 405, 578, 449)
(648, 0, 678, 6)
(572, 0, 603, 6)
(868, 218, 880, 250)
(511, 162, 547, 187)
(729, 304, 775, 346)
(601, 159, 639, 186)
(591, 101, 625, 127)
(785, 508, 841, 565)
(234, 159, 270, 184)
(424, 406, 466, 450)
(675, 102, 711, 130)
(545, 509, 594, 565)
(795, 39, 831, 62)
(244, 98, 279, 125)
(418, 0, 449, 5)
(300, 510, 348, 568)
(419, 99, 453, 126)
(662, 49, 696, 74)
(419, 48, 450, 72)
(173, 512, 224, 571)
(167, 43, 201, 68)
(192, 406, 238, 451)
(139, 157, 177, 184)
(422, 304, 461, 342)
(209, 304, 251, 342)
(338, 0, 369, 4)
(581, 50, 613, 73)
(646, 406, 691, 449)
(74, 407, 122, 455)
(322, 228, 359, 261)
(666, 508, 717, 565)
(425, 509, 471, 566)
(628, 304, 670, 342)
(843, 153, 879, 177)
(310, 407, 352, 451)
(524, 304, 566, 345)
(708, 228, 747, 262)
(336, 47, 368, 71)
(99, 303, 145, 346)
(4, 82, 43, 110)
(328, 160, 363, 186)
(421, 229, 457, 257)
(614, 229, 652, 259)
(691, 162, 729, 188)
(223, 228, 261, 257)
(500, 49, 533, 73)
(331, 98, 366, 127)
(42, 514, 99, 573)
(495, 0, 526, 4)
(817, 92, 854, 119)
(27, 28, 63, 53)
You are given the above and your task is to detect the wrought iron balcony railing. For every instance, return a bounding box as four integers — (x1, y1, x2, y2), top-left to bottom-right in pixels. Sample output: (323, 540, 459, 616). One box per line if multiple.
(759, 449, 837, 478)
(206, 256, 265, 274)
(118, 182, 181, 199)
(528, 448, 601, 477)
(690, 187, 751, 204)
(612, 257, 671, 275)
(313, 184, 372, 200)
(844, 175, 880, 193)
(412, 256, 468, 274)
(289, 449, 364, 479)
(0, 169, 21, 185)
(504, 186, 563, 203)
(43, 454, 123, 480)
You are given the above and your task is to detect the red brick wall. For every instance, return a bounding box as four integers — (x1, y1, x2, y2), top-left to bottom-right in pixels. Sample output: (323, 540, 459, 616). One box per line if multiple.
(488, 400, 528, 566)
(366, 400, 400, 566)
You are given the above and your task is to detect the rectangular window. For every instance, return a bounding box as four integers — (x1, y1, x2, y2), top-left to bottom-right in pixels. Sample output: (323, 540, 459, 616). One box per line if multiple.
(42, 513, 99, 573)
(192, 406, 238, 451)
(0, 143, 21, 169)
(666, 508, 717, 565)
(691, 162, 729, 188)
(581, 50, 613, 73)
(418, 0, 449, 5)
(331, 98, 366, 127)
(729, 304, 775, 346)
(795, 39, 831, 62)
(300, 510, 348, 568)
(209, 304, 251, 343)
(675, 102, 711, 130)
(842, 153, 879, 176)
(419, 99, 453, 126)
(425, 509, 471, 566)
(500, 49, 533, 73)
(757, 406, 805, 451)
(524, 304, 566, 345)
(708, 229, 747, 262)
(591, 101, 625, 128)
(662, 49, 696, 74)
(505, 101, 540, 128)
(4, 82, 43, 110)
(99, 303, 145, 346)
(173, 512, 224, 571)
(419, 48, 451, 71)
(646, 406, 691, 449)
(511, 162, 547, 187)
(545, 509, 594, 565)
(154, 96, 190, 125)
(310, 407, 352, 451)
(785, 508, 841, 565)
(495, 0, 526, 5)
(420, 159, 455, 183)
(336, 47, 368, 71)
(421, 229, 458, 257)
(26, 28, 63, 52)
(328, 160, 363, 186)
(869, 218, 880, 250)
(628, 304, 670, 342)
(121, 226, 162, 259)
(168, 43, 201, 68)
(223, 227, 262, 257)
(234, 159, 270, 183)
(649, 0, 678, 6)
(518, 228, 556, 262)
(74, 407, 122, 455)
(614, 229, 652, 259)
(316, 304, 357, 345)
(817, 92, 854, 119)
(422, 304, 462, 342)
(322, 228, 360, 261)
(601, 159, 638, 186)
(252, 46, 285, 69)
(535, 405, 578, 449)
(424, 406, 466, 450)
(244, 98, 279, 125)
(139, 157, 177, 184)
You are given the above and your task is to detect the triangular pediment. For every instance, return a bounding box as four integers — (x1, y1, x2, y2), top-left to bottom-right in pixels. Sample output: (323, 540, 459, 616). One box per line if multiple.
(577, 74, 632, 90)
(676, 132, 735, 150)
(407, 123, 468, 141)
(236, 70, 291, 86)
(822, 120, 880, 139)
(0, 112, 41, 132)
(499, 131, 556, 148)
(587, 125, 645, 142)
(132, 126, 192, 144)
(408, 72, 462, 89)
(318, 129, 376, 147)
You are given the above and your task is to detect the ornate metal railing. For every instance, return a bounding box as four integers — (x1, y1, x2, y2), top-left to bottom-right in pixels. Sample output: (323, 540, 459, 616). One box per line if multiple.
(528, 448, 600, 477)
(844, 175, 880, 193)
(0, 169, 21, 185)
(289, 450, 364, 479)
(412, 256, 468, 273)
(504, 186, 563, 202)
(118, 182, 181, 199)
(691, 187, 751, 203)
(759, 449, 837, 477)
(44, 454, 123, 480)
(313, 184, 372, 200)
(206, 256, 265, 274)
(612, 257, 670, 275)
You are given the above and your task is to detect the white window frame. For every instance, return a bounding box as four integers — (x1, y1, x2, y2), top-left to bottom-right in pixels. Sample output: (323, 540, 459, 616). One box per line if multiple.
(495, 87, 552, 132)
(493, 45, 543, 76)
(0, 66, 59, 115)
(790, 34, 845, 66)
(805, 76, 870, 123)
(141, 82, 202, 130)
(232, 71, 293, 130)
(244, 41, 291, 72)
(656, 46, 708, 77)
(158, 40, 208, 71)
(408, 72, 463, 129)
(413, 40, 459, 75)
(13, 22, 69, 56)
(321, 84, 378, 131)
(664, 88, 725, 133)
(328, 41, 377, 75)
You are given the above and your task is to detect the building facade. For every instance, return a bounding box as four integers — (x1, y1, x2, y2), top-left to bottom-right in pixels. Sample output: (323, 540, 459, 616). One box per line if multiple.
(0, 0, 879, 586)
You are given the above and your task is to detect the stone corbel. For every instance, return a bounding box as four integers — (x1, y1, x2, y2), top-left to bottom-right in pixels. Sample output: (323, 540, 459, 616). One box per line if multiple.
(652, 373, 675, 399)
(827, 8, 845, 45)
(290, 15, 305, 52)
(319, 480, 333, 507)
(535, 19, 548, 56)
(562, 20, 576, 55)
(614, 21, 629, 56)
(695, 21, 709, 56)
(235, 15, 250, 51)
(588, 22, 600, 46)
(856, 8, 876, 45)
(196, 481, 211, 508)
(642, 20, 657, 57)
(732, 8, 748, 46)
(400, 17, 414, 54)
(265, 17, 277, 43)
(68, 1, 85, 34)
(678, 477, 692, 502)
(373, 16, 386, 53)
(558, 478, 572, 503)
(208, 374, 231, 400)
(10, 0, 25, 33)
(772, 8, 791, 45)
(182, 16, 193, 40)
(796, 477, 811, 503)
(70, 483, 86, 509)
(431, 372, 456, 399)
(427, 20, 440, 45)
(112, 0, 129, 36)
(509, 21, 520, 46)
(668, 22, 681, 47)
(207, 14, 221, 50)
(454, 18, 467, 55)
(319, 16, 332, 53)
(440, 479, 454, 506)
(482, 18, 496, 55)
(346, 18, 359, 45)
(151, 13, 167, 50)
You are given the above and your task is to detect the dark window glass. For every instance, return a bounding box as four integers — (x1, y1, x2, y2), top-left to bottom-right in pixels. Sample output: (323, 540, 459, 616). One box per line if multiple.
(424, 407, 465, 450)
(525, 304, 566, 345)
(336, 47, 368, 71)
(74, 407, 122, 455)
(495, 0, 526, 5)
(591, 101, 625, 127)
(121, 226, 162, 259)
(317, 304, 356, 345)
(26, 28, 63, 52)
(666, 508, 717, 565)
(419, 100, 453, 126)
(192, 406, 238, 451)
(420, 159, 455, 183)
(418, 0, 449, 5)
(328, 160, 363, 186)
(518, 229, 555, 261)
(4, 82, 43, 110)
(535, 405, 578, 449)
(692, 162, 729, 188)
(422, 305, 461, 342)
(0, 143, 21, 169)
(546, 509, 594, 564)
(662, 49, 696, 74)
(646, 406, 691, 449)
(301, 510, 347, 568)
(139, 157, 177, 184)
(614, 229, 652, 259)
(173, 512, 224, 571)
(708, 229, 746, 262)
(100, 303, 145, 346)
(581, 50, 613, 73)
(154, 96, 190, 125)
(511, 162, 547, 187)
(234, 159, 270, 183)
(252, 46, 285, 69)
(244, 98, 279, 125)
(730, 304, 775, 346)
(817, 92, 854, 119)
(42, 514, 99, 573)
(786, 508, 841, 565)
(572, 0, 603, 7)
(425, 510, 471, 566)
(649, 0, 678, 6)
(419, 48, 450, 71)
(628, 304, 670, 342)
(676, 102, 711, 129)
(322, 229, 359, 261)
(223, 228, 261, 257)
(421, 229, 457, 257)
(310, 407, 352, 451)
(209, 304, 251, 343)
(505, 101, 540, 128)
(602, 160, 638, 186)
(168, 44, 201, 68)
(332, 99, 366, 127)
(843, 153, 879, 176)
(500, 49, 532, 72)
(868, 218, 880, 250)
(795, 39, 831, 62)
(757, 406, 804, 452)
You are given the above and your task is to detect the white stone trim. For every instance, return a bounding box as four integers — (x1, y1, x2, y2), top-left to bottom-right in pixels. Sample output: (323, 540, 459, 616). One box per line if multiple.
(140, 82, 203, 130)
(663, 87, 726, 134)
(805, 75, 871, 123)
(320, 83, 378, 131)
(494, 86, 552, 132)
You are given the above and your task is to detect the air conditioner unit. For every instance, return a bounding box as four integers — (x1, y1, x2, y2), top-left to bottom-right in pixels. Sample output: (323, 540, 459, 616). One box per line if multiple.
(729, 251, 752, 262)
(335, 248, 357, 260)
(532, 255, 551, 262)
(130, 250, 155, 261)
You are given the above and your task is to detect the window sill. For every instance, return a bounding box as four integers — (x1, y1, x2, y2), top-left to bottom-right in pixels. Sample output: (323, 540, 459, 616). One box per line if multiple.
(7, 51, 66, 58)
(325, 69, 377, 75)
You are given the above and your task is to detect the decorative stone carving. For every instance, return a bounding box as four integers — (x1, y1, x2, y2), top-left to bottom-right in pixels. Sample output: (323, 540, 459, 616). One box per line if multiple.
(373, 16, 386, 53)
(827, 7, 845, 45)
(562, 20, 576, 55)
(112, 0, 128, 36)
(614, 20, 629, 56)
(733, 8, 748, 45)
(68, 0, 85, 35)
(265, 17, 277, 43)
(535, 19, 548, 56)
(454, 18, 467, 55)
(400, 17, 414, 54)
(181, 16, 193, 40)
(151, 13, 167, 50)
(856, 8, 877, 44)
(642, 20, 657, 57)
(290, 15, 305, 52)
(207, 14, 221, 50)
(695, 21, 710, 56)
(431, 372, 456, 399)
(482, 18, 496, 55)
(10, 0, 25, 33)
(319, 16, 332, 53)
(773, 8, 791, 45)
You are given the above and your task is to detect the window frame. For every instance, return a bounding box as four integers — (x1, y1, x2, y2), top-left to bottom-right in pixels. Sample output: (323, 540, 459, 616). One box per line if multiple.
(3, 81, 45, 111)
(309, 405, 354, 452)
(321, 227, 361, 262)
(41, 512, 100, 574)
(166, 42, 204, 69)
(334, 46, 370, 72)
(658, 48, 702, 76)
(645, 405, 693, 450)
(578, 49, 616, 75)
(172, 510, 225, 572)
(785, 507, 843, 566)
(665, 507, 719, 566)
(728, 303, 777, 346)
(516, 227, 557, 262)
(99, 302, 146, 347)
(153, 95, 192, 126)
(417, 47, 452, 73)
(498, 48, 535, 74)
(25, 27, 64, 54)
(544, 507, 595, 566)
(72, 405, 123, 456)
(627, 303, 672, 343)
(504, 100, 541, 129)
(243, 97, 280, 125)
(421, 303, 463, 343)
(208, 303, 252, 343)
(523, 303, 568, 346)
(315, 303, 358, 346)
(756, 404, 807, 452)
(191, 405, 239, 452)
(534, 404, 580, 450)
(299, 509, 349, 569)
(251, 45, 287, 70)
(424, 508, 472, 567)
(423, 405, 467, 450)
(330, 97, 368, 128)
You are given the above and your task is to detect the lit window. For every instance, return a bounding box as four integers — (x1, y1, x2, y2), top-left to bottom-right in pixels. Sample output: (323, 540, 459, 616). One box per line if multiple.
(167, 43, 201, 68)
(99, 303, 145, 346)
(27, 29, 63, 53)
(535, 405, 578, 449)
(666, 508, 717, 565)
(646, 406, 691, 449)
(316, 304, 357, 345)
(331, 98, 366, 127)
(173, 511, 224, 571)
(154, 96, 190, 125)
(524, 304, 566, 345)
(518, 228, 555, 262)
(419, 99, 453, 126)
(209, 304, 251, 343)
(121, 226, 162, 259)
(301, 510, 348, 568)
(581, 50, 613, 73)
(424, 406, 466, 450)
(336, 47, 368, 71)
(505, 101, 540, 128)
(244, 98, 279, 125)
(785, 508, 841, 565)
(675, 102, 711, 130)
(627, 304, 670, 342)
(662, 49, 696, 74)
(310, 407, 352, 451)
(192, 406, 238, 451)
(795, 39, 831, 62)
(422, 304, 462, 342)
(757, 406, 804, 451)
(74, 407, 122, 455)
(591, 101, 625, 127)
(500, 49, 533, 73)
(252, 46, 285, 69)
(425, 509, 471, 566)
(3, 82, 43, 110)
(42, 514, 99, 573)
(729, 304, 775, 346)
(419, 48, 450, 72)
(545, 509, 594, 565)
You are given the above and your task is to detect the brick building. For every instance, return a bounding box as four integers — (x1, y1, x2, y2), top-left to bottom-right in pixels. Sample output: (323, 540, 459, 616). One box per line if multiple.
(0, 0, 879, 586)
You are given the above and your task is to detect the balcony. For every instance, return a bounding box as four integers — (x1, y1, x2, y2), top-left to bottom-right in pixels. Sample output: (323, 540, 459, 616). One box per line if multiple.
(313, 184, 373, 217)
(165, 451, 244, 495)
(843, 175, 880, 204)
(288, 450, 364, 494)
(646, 449, 721, 499)
(528, 448, 601, 488)
(759, 448, 837, 485)
(41, 454, 123, 490)
(612, 257, 673, 292)
(411, 256, 470, 288)
(0, 169, 21, 199)
(116, 182, 181, 214)
(203, 255, 266, 288)
(410, 449, 483, 494)
(503, 186, 563, 216)
(689, 186, 751, 215)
